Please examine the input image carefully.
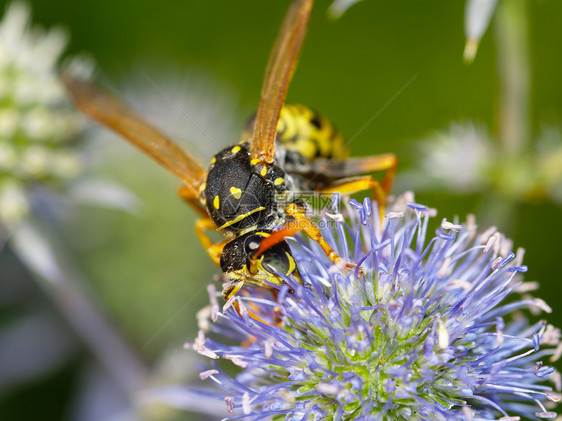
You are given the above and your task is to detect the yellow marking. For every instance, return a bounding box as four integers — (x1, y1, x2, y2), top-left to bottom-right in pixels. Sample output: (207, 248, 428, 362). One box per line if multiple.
(274, 177, 285, 186)
(275, 104, 350, 161)
(211, 157, 216, 164)
(227, 267, 284, 288)
(260, 166, 267, 177)
(224, 280, 245, 301)
(251, 158, 262, 166)
(255, 231, 271, 237)
(254, 256, 265, 275)
(285, 252, 296, 275)
(229, 186, 242, 200)
(217, 206, 267, 231)
(213, 195, 220, 210)
(231, 145, 241, 154)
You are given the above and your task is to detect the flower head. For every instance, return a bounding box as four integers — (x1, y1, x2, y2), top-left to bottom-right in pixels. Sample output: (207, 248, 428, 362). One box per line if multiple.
(402, 122, 562, 206)
(400, 122, 494, 194)
(190, 193, 560, 420)
(0, 1, 93, 228)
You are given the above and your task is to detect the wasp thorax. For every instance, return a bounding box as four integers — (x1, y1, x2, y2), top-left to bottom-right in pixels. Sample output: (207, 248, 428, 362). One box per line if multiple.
(204, 143, 286, 233)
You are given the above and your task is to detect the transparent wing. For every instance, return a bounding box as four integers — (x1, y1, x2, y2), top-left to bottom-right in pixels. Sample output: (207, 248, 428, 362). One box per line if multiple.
(62, 73, 207, 196)
(250, 0, 313, 163)
(288, 154, 397, 178)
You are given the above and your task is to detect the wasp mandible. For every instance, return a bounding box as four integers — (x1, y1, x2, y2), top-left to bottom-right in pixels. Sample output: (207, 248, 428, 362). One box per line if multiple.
(63, 0, 397, 303)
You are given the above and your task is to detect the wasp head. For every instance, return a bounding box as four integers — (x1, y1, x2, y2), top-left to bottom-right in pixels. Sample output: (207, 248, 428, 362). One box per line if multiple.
(220, 230, 299, 301)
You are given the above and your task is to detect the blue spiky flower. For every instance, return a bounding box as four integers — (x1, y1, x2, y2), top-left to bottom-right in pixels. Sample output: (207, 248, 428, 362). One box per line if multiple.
(189, 193, 561, 420)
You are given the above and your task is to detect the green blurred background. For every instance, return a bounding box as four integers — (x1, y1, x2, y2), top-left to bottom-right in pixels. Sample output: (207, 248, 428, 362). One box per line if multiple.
(2, 0, 561, 419)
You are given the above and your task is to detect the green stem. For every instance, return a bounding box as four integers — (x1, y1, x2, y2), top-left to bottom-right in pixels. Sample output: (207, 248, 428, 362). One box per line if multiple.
(494, 0, 531, 157)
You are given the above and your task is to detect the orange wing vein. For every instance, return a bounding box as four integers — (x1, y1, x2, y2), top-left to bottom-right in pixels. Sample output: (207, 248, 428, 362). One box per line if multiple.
(62, 73, 207, 197)
(250, 0, 313, 164)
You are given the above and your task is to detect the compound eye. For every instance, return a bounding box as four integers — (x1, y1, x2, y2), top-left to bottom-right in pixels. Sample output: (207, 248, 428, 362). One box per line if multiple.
(244, 235, 262, 257)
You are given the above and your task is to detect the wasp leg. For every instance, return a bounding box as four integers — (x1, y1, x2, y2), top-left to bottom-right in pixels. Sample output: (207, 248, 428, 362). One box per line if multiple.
(227, 283, 277, 327)
(285, 202, 357, 272)
(308, 153, 397, 218)
(224, 280, 245, 302)
(318, 175, 388, 221)
(231, 288, 285, 338)
(361, 153, 397, 200)
(304, 153, 397, 193)
(193, 217, 226, 266)
(352, 153, 397, 198)
(205, 236, 275, 327)
(180, 186, 226, 267)
(177, 185, 208, 217)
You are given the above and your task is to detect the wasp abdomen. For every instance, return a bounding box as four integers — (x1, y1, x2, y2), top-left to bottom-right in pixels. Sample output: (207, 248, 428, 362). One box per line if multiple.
(277, 104, 348, 161)
(244, 104, 349, 165)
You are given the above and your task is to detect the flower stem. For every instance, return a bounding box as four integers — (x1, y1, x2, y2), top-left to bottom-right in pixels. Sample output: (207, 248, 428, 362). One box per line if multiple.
(494, 0, 531, 157)
(12, 214, 148, 398)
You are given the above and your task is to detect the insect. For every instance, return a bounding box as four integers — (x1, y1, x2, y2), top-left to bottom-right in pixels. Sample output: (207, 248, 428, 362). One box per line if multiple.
(62, 0, 397, 303)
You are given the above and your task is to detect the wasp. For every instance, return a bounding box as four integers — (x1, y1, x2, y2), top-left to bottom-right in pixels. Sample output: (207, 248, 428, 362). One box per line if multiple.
(62, 0, 396, 303)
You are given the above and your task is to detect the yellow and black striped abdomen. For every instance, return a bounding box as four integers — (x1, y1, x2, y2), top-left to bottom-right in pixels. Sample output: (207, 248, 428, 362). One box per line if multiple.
(277, 104, 348, 161)
(245, 104, 349, 163)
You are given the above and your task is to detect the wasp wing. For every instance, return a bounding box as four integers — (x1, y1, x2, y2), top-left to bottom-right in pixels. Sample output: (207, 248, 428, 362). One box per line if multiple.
(250, 0, 313, 164)
(287, 154, 397, 178)
(62, 73, 207, 197)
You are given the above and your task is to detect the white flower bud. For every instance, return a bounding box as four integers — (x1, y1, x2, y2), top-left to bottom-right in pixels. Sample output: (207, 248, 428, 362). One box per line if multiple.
(0, 180, 29, 227)
(22, 108, 52, 139)
(0, 143, 17, 170)
(19, 145, 51, 177)
(0, 108, 20, 137)
(51, 150, 82, 179)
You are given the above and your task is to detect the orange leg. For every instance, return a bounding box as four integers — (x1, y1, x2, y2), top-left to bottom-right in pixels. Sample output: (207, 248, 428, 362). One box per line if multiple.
(194, 217, 226, 266)
(234, 289, 284, 339)
(225, 282, 275, 331)
(227, 283, 284, 335)
(312, 153, 397, 194)
(284, 202, 355, 270)
(177, 185, 208, 217)
(313, 153, 397, 220)
(335, 153, 397, 197)
(380, 155, 397, 198)
(251, 202, 346, 267)
(351, 153, 397, 197)
(318, 175, 388, 221)
(225, 280, 246, 302)
(178, 184, 225, 264)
